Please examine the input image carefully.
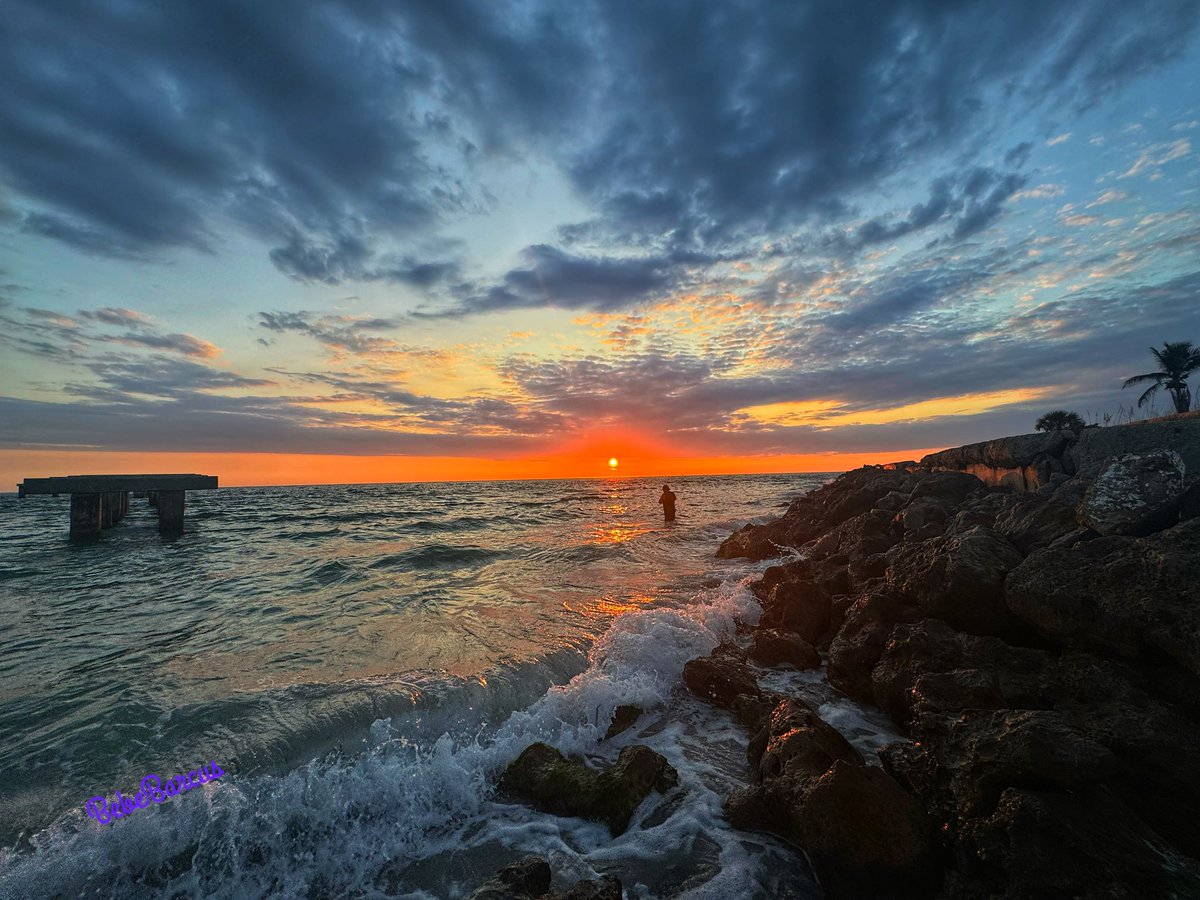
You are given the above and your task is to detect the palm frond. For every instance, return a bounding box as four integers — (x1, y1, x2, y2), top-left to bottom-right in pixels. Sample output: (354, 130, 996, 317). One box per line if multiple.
(1123, 372, 1164, 388)
(1137, 383, 1161, 407)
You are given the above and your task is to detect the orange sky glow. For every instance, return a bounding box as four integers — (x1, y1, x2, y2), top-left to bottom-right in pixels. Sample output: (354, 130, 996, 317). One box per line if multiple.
(1, 446, 945, 490)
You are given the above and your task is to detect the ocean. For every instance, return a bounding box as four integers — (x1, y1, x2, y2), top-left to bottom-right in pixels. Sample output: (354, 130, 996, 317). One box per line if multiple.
(0, 473, 899, 898)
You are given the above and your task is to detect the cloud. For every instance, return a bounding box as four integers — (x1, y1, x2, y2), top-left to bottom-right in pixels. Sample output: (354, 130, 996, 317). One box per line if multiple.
(1012, 183, 1065, 201)
(1046, 132, 1072, 145)
(80, 307, 154, 327)
(1088, 189, 1129, 206)
(2, 0, 1197, 290)
(1119, 138, 1191, 177)
(438, 244, 677, 315)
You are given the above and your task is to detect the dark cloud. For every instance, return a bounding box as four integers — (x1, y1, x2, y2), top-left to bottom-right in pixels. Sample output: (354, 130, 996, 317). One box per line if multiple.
(437, 244, 678, 315)
(0, 0, 584, 280)
(79, 307, 152, 327)
(569, 0, 1199, 247)
(4, 0, 1194, 293)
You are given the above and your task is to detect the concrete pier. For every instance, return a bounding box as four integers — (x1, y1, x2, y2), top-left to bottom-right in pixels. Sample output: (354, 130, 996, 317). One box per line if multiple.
(18, 474, 217, 538)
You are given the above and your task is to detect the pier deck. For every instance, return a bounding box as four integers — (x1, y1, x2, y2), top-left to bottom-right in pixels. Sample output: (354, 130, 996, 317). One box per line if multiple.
(17, 474, 218, 537)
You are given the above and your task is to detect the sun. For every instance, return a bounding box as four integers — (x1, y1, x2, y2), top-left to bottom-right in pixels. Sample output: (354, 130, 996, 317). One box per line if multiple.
(608, 457, 619, 469)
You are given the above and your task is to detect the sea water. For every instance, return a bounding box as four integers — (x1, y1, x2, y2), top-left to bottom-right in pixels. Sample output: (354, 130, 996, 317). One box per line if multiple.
(0, 473, 893, 898)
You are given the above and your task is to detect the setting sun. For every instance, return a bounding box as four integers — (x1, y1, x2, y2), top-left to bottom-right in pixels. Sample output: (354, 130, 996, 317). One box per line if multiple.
(608, 457, 619, 468)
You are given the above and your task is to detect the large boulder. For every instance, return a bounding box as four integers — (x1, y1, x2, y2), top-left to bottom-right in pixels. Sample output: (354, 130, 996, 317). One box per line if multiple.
(886, 525, 1025, 637)
(1067, 415, 1200, 477)
(750, 697, 863, 781)
(758, 579, 830, 644)
(1076, 450, 1185, 536)
(468, 857, 551, 900)
(794, 761, 941, 899)
(952, 788, 1200, 899)
(871, 619, 1052, 724)
(910, 709, 1117, 819)
(748, 629, 820, 669)
(501, 743, 678, 836)
(827, 590, 923, 701)
(468, 858, 623, 900)
(682, 654, 762, 708)
(1004, 518, 1200, 676)
(717, 468, 913, 559)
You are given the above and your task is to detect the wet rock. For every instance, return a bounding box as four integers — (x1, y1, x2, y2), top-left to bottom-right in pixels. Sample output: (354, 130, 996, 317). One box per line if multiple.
(604, 704, 642, 739)
(468, 856, 552, 900)
(795, 761, 941, 899)
(717, 468, 914, 559)
(751, 697, 863, 780)
(1077, 450, 1185, 536)
(952, 788, 1200, 899)
(828, 590, 923, 701)
(1005, 518, 1200, 676)
(501, 743, 678, 836)
(748, 629, 820, 669)
(886, 525, 1024, 637)
(682, 653, 762, 708)
(758, 579, 830, 644)
(752, 558, 814, 599)
(551, 875, 623, 900)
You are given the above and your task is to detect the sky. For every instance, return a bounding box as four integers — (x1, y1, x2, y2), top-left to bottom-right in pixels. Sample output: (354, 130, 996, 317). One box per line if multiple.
(2, 0, 1199, 488)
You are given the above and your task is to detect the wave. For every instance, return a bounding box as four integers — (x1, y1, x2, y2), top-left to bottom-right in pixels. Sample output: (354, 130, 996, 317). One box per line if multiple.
(0, 568, 832, 899)
(367, 544, 512, 571)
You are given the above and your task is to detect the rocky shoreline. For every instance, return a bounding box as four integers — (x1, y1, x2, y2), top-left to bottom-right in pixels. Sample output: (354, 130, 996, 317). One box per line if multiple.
(477, 418, 1200, 899)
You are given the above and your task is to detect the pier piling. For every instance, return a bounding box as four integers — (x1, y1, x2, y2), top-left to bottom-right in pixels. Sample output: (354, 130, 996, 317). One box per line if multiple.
(156, 490, 185, 534)
(69, 493, 102, 538)
(18, 475, 217, 539)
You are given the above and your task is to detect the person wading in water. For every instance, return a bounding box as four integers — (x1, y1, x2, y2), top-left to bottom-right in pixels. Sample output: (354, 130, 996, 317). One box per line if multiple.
(658, 484, 677, 522)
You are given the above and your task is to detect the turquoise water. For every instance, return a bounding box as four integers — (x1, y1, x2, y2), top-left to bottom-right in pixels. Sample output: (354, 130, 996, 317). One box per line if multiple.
(0, 473, 844, 898)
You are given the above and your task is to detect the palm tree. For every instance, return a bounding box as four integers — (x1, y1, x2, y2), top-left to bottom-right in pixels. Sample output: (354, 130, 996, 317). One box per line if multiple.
(1035, 410, 1086, 433)
(1123, 341, 1200, 414)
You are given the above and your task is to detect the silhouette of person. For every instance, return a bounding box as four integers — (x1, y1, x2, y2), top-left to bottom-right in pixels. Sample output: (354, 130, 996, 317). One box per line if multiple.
(659, 484, 677, 522)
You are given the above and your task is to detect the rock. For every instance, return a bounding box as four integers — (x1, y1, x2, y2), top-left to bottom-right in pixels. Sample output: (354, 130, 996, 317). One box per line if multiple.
(1180, 479, 1200, 521)
(899, 496, 948, 532)
(501, 743, 678, 836)
(1066, 415, 1200, 477)
(717, 468, 914, 559)
(828, 591, 923, 701)
(805, 509, 898, 561)
(909, 470, 986, 503)
(1004, 518, 1200, 676)
(885, 525, 1025, 637)
(468, 858, 623, 900)
(551, 876, 623, 900)
(1047, 651, 1200, 857)
(795, 761, 941, 899)
(953, 788, 1200, 899)
(604, 704, 642, 739)
(758, 579, 830, 644)
(1077, 450, 1185, 536)
(682, 654, 762, 708)
(468, 856, 551, 900)
(988, 491, 1082, 552)
(874, 490, 910, 511)
(751, 697, 864, 781)
(922, 431, 1075, 491)
(748, 629, 820, 669)
(870, 619, 1051, 724)
(910, 709, 1117, 819)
